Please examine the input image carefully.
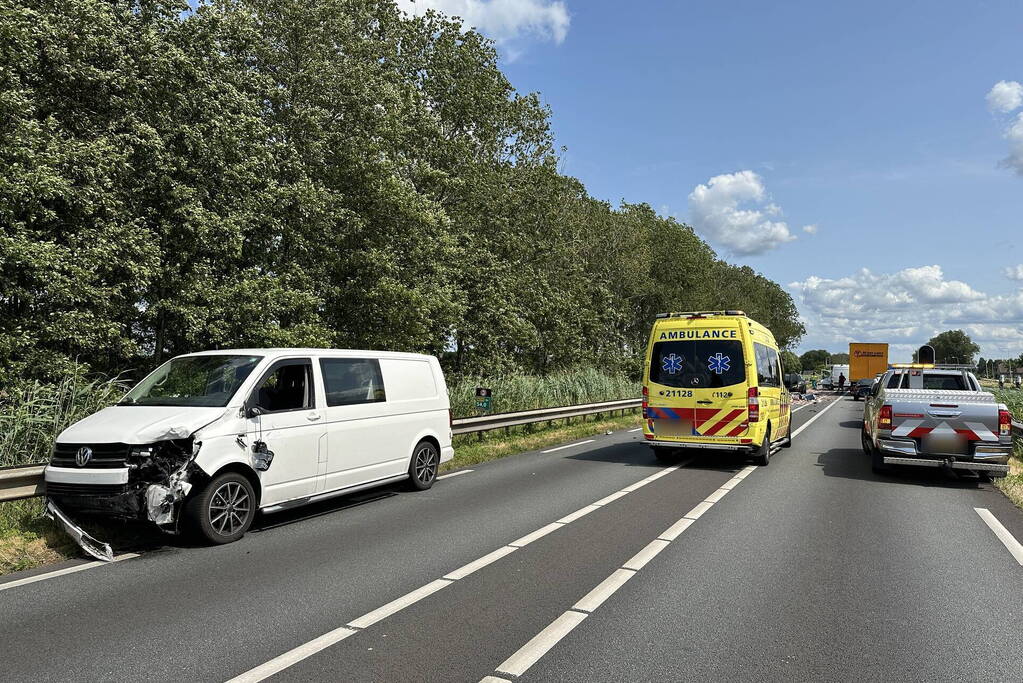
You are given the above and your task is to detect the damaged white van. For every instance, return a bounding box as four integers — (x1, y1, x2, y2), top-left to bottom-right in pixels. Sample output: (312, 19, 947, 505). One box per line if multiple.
(45, 349, 453, 559)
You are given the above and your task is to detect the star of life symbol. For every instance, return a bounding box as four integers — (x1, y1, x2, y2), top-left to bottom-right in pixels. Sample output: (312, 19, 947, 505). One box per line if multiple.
(661, 353, 684, 374)
(707, 353, 730, 374)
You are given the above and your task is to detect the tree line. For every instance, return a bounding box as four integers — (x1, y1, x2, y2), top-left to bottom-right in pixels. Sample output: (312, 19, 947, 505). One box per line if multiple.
(0, 0, 803, 390)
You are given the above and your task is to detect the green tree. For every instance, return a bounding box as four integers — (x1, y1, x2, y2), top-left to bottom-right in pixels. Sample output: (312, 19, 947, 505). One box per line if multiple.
(926, 330, 980, 365)
(799, 349, 830, 370)
(831, 352, 849, 363)
(780, 350, 801, 375)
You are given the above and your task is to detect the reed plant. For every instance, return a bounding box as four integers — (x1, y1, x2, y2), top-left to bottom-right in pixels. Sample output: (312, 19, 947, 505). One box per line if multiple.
(0, 367, 130, 469)
(448, 368, 639, 417)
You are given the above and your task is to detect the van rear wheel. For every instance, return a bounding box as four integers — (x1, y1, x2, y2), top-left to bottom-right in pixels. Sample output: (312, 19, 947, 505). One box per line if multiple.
(752, 427, 771, 466)
(408, 440, 439, 490)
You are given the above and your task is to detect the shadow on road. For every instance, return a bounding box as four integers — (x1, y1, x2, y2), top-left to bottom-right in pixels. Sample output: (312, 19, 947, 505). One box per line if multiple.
(566, 441, 742, 473)
(815, 446, 989, 489)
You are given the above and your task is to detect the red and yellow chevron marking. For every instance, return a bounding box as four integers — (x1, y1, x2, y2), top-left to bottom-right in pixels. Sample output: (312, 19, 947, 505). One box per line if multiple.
(694, 407, 747, 437)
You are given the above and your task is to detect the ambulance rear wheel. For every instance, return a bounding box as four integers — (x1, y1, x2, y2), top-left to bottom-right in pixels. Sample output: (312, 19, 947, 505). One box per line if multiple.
(652, 447, 675, 462)
(752, 427, 770, 466)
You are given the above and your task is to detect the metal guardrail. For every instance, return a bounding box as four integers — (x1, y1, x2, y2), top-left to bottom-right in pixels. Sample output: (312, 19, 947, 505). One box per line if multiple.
(0, 398, 642, 503)
(452, 398, 641, 435)
(0, 464, 46, 503)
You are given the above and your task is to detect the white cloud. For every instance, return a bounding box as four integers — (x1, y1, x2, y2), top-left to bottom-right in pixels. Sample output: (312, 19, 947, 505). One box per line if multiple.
(802, 224, 818, 235)
(789, 265, 1023, 359)
(395, 0, 570, 45)
(1001, 112, 1023, 175)
(1005, 264, 1023, 281)
(687, 170, 800, 256)
(986, 81, 1023, 175)
(987, 80, 1023, 113)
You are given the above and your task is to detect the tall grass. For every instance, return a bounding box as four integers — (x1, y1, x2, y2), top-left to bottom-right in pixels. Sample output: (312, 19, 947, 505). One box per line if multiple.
(0, 367, 130, 468)
(993, 388, 1023, 421)
(448, 368, 639, 416)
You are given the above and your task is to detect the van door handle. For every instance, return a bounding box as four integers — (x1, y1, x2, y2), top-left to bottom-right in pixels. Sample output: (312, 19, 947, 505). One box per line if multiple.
(697, 400, 713, 405)
(307, 412, 322, 421)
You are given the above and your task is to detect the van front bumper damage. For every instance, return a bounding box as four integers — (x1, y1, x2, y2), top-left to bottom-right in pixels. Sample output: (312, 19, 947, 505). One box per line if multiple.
(44, 439, 204, 560)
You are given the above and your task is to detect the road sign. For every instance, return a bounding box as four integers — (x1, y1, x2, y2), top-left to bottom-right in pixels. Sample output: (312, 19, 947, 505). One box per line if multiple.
(475, 387, 492, 411)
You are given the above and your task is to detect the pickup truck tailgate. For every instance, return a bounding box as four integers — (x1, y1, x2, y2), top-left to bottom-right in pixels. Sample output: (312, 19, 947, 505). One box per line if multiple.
(885, 389, 1000, 455)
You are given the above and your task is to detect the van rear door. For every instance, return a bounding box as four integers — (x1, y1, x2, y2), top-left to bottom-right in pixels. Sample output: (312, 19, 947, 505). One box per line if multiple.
(647, 324, 749, 439)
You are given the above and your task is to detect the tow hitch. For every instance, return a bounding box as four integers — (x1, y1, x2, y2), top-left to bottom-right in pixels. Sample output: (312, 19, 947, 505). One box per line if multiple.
(45, 499, 114, 562)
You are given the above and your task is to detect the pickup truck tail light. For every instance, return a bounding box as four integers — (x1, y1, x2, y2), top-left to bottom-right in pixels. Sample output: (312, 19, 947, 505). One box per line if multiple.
(642, 385, 649, 419)
(878, 404, 893, 430)
(747, 387, 760, 423)
(999, 409, 1012, 437)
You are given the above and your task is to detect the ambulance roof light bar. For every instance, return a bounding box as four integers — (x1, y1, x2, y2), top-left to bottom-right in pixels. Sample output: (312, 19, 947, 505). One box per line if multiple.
(655, 310, 746, 319)
(889, 363, 976, 370)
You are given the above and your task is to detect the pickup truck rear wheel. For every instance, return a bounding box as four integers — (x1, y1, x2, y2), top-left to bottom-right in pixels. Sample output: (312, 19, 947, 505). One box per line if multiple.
(752, 426, 770, 466)
(862, 426, 887, 473)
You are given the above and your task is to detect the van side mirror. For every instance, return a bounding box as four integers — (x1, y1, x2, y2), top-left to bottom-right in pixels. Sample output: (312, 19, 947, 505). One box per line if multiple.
(247, 406, 263, 419)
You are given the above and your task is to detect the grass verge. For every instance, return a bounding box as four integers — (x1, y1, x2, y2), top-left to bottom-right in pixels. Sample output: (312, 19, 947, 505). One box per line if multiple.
(0, 498, 76, 575)
(442, 410, 642, 472)
(994, 439, 1023, 510)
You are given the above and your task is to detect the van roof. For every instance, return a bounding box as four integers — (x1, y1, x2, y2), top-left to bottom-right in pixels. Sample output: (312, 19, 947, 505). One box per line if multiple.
(178, 348, 436, 361)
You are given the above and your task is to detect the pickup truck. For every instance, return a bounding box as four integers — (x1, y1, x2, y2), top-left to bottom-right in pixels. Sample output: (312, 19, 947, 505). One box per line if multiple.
(861, 366, 1013, 477)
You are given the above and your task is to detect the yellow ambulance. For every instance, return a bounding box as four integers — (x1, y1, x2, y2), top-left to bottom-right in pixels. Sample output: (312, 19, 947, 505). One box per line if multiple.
(642, 310, 791, 466)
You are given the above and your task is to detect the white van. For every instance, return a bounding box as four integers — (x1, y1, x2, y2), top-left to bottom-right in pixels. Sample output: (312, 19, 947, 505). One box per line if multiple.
(44, 349, 453, 553)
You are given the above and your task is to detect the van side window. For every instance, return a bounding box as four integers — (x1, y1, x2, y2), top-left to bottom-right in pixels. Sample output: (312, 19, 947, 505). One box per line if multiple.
(253, 361, 314, 413)
(320, 359, 386, 407)
(754, 343, 780, 387)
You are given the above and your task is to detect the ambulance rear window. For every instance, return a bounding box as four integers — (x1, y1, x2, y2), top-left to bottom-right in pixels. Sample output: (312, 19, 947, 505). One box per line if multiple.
(650, 340, 745, 388)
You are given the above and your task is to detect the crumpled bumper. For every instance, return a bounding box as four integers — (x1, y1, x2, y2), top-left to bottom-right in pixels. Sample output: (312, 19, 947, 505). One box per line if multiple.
(44, 499, 114, 562)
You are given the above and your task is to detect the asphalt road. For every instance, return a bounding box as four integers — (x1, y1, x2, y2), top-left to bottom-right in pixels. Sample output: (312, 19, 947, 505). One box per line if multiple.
(2, 395, 1022, 682)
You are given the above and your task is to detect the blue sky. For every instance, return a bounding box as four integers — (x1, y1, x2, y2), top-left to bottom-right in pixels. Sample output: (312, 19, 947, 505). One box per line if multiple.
(403, 0, 1023, 361)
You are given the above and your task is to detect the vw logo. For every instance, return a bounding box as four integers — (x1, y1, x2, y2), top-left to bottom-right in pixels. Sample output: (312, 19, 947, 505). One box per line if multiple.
(75, 447, 93, 467)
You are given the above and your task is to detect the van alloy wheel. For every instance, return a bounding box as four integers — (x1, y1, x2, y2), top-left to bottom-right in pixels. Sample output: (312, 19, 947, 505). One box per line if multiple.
(184, 471, 257, 545)
(209, 481, 251, 537)
(408, 441, 439, 490)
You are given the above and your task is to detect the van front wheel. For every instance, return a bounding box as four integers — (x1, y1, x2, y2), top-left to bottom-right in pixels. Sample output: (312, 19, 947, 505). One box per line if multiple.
(752, 427, 771, 466)
(408, 441, 439, 491)
(185, 472, 256, 545)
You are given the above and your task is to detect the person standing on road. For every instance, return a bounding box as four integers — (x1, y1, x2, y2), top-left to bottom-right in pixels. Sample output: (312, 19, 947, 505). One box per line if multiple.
(838, 373, 846, 391)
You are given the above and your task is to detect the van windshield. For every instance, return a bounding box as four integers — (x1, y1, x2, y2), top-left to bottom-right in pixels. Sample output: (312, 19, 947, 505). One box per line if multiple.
(120, 355, 263, 407)
(650, 340, 745, 388)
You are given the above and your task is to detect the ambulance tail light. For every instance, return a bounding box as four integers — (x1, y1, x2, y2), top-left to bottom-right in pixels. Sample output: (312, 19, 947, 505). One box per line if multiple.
(747, 387, 759, 423)
(999, 408, 1011, 437)
(642, 385, 649, 418)
(879, 405, 893, 430)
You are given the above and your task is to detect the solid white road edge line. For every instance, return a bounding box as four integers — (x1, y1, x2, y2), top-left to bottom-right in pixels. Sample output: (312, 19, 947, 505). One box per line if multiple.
(0, 553, 140, 593)
(627, 427, 642, 432)
(480, 453, 761, 680)
(974, 507, 1023, 566)
(437, 469, 474, 480)
(791, 395, 844, 439)
(495, 610, 588, 678)
(541, 439, 595, 454)
(226, 460, 689, 682)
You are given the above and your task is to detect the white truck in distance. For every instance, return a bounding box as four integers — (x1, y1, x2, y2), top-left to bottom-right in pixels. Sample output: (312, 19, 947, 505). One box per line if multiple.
(861, 365, 1013, 476)
(819, 364, 849, 391)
